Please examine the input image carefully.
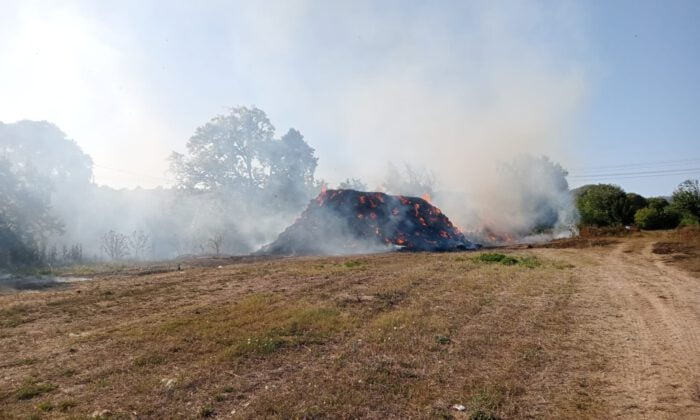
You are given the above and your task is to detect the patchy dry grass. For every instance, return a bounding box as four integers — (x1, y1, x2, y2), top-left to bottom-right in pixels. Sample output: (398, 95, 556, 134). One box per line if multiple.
(14, 381, 57, 401)
(650, 227, 700, 276)
(0, 249, 609, 419)
(150, 293, 354, 360)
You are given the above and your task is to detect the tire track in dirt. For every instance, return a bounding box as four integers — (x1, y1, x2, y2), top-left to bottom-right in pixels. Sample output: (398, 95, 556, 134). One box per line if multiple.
(584, 241, 700, 418)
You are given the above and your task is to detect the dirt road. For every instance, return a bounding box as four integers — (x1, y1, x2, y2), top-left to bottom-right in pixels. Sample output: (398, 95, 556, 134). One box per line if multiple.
(578, 238, 700, 418)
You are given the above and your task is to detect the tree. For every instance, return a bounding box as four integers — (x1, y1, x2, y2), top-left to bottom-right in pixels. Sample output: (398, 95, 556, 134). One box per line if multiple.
(671, 179, 700, 225)
(575, 184, 630, 227)
(383, 163, 436, 196)
(625, 193, 648, 225)
(634, 205, 679, 230)
(0, 120, 95, 267)
(0, 157, 63, 267)
(128, 230, 150, 260)
(101, 231, 129, 260)
(0, 120, 93, 186)
(647, 197, 671, 211)
(265, 128, 320, 207)
(169, 106, 276, 192)
(208, 233, 224, 255)
(168, 107, 320, 253)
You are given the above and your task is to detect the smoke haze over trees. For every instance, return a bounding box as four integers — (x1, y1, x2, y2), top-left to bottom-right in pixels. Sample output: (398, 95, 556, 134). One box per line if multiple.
(2, 111, 697, 269)
(0, 110, 321, 268)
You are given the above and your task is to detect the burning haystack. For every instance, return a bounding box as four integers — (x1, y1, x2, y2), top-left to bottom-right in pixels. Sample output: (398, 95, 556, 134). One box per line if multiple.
(258, 189, 479, 255)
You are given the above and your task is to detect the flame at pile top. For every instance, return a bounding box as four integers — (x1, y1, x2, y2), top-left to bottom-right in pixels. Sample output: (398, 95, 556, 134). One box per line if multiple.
(258, 189, 480, 256)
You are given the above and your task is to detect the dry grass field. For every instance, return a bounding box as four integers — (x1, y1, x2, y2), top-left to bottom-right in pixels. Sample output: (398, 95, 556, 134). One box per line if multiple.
(1, 231, 699, 419)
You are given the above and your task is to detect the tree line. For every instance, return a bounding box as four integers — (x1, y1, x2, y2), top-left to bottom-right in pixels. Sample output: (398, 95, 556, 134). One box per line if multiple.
(574, 179, 700, 229)
(0, 106, 322, 269)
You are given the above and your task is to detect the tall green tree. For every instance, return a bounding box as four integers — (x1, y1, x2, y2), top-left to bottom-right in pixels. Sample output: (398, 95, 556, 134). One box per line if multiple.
(575, 184, 630, 227)
(170, 106, 276, 192)
(170, 106, 318, 198)
(671, 179, 700, 225)
(0, 120, 93, 186)
(624, 193, 648, 225)
(0, 158, 62, 267)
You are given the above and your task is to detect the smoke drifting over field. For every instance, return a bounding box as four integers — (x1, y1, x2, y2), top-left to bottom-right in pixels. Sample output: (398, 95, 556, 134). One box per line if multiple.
(0, 2, 588, 266)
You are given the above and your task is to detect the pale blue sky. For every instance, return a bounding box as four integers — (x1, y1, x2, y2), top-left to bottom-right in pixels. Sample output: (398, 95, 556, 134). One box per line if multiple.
(571, 0, 700, 194)
(0, 0, 698, 196)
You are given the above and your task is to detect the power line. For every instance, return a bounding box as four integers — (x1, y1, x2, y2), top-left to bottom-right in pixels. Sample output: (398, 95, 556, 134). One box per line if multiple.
(570, 172, 700, 181)
(569, 167, 700, 179)
(570, 157, 700, 172)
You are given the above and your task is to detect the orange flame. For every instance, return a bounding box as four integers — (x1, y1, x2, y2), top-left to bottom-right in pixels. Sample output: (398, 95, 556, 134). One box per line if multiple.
(421, 193, 432, 203)
(316, 184, 328, 205)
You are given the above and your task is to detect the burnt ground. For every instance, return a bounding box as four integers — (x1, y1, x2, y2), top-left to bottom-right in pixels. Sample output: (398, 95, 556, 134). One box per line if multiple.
(0, 231, 699, 419)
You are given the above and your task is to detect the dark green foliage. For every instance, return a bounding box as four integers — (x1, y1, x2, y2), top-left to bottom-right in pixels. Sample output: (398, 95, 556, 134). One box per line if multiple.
(625, 193, 648, 224)
(475, 253, 519, 265)
(473, 253, 540, 268)
(647, 197, 670, 211)
(634, 206, 679, 230)
(169, 106, 319, 204)
(575, 184, 631, 227)
(0, 121, 93, 269)
(671, 179, 700, 226)
(0, 159, 62, 268)
(634, 196, 680, 230)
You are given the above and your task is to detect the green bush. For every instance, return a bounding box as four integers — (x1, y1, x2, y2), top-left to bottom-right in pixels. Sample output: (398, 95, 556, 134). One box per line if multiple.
(472, 253, 540, 268)
(575, 184, 631, 226)
(474, 253, 519, 265)
(634, 206, 679, 230)
(671, 179, 700, 220)
(679, 213, 699, 227)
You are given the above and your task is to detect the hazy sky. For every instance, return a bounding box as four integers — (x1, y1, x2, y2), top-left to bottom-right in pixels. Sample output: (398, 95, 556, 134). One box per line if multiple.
(1, 0, 698, 195)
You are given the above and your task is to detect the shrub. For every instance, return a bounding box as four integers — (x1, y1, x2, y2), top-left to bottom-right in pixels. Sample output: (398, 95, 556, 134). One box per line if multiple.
(473, 253, 540, 268)
(679, 213, 699, 227)
(575, 184, 630, 227)
(475, 253, 518, 265)
(671, 179, 700, 220)
(15, 382, 56, 400)
(634, 206, 679, 230)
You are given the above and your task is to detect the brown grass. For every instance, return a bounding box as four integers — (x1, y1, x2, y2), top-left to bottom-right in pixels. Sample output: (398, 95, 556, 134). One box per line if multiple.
(0, 250, 608, 419)
(651, 226, 700, 276)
